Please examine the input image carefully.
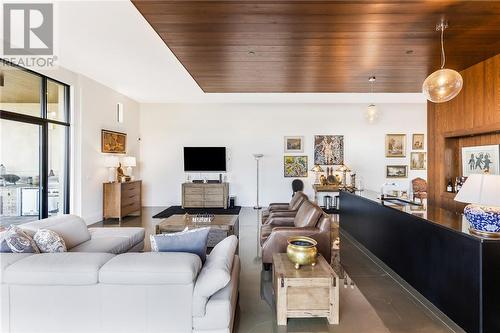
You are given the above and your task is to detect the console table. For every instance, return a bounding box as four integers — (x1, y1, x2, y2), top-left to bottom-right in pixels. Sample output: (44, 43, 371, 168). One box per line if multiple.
(182, 182, 229, 209)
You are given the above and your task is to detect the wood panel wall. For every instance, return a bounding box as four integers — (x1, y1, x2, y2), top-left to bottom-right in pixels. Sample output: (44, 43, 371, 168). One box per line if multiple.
(428, 54, 500, 212)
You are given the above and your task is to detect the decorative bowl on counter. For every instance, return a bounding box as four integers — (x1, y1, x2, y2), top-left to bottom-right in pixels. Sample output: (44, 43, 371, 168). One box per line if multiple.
(286, 236, 318, 269)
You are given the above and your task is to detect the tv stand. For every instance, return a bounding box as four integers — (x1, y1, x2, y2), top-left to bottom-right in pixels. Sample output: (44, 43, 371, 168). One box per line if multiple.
(182, 182, 229, 209)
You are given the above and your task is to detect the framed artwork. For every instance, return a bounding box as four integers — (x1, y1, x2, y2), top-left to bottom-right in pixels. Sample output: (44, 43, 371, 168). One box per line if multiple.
(284, 156, 308, 177)
(412, 134, 425, 150)
(385, 134, 406, 157)
(101, 129, 127, 154)
(314, 135, 344, 165)
(461, 145, 500, 176)
(284, 136, 304, 153)
(410, 152, 427, 170)
(386, 165, 408, 178)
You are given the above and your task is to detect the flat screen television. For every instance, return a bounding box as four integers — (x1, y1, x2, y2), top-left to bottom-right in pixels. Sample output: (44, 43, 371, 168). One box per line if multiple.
(183, 147, 227, 172)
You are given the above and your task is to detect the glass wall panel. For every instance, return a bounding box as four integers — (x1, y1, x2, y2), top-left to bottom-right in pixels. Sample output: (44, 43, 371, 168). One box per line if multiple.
(48, 124, 68, 216)
(0, 64, 42, 117)
(47, 79, 68, 122)
(0, 119, 41, 230)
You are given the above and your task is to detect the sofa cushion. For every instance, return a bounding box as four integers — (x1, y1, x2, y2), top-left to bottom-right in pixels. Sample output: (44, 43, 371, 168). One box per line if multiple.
(4, 225, 40, 253)
(88, 227, 144, 249)
(69, 237, 131, 254)
(99, 252, 202, 285)
(34, 229, 67, 253)
(20, 215, 91, 249)
(0, 253, 33, 282)
(3, 253, 114, 285)
(193, 235, 238, 317)
(151, 227, 209, 262)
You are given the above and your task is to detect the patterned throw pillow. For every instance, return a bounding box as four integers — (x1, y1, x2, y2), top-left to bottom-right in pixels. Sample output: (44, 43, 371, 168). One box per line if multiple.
(4, 225, 40, 253)
(150, 227, 210, 262)
(34, 229, 67, 253)
(0, 238, 12, 253)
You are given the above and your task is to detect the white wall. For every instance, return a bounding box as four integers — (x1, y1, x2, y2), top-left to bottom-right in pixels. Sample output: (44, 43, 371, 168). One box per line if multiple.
(140, 103, 427, 207)
(36, 67, 141, 224)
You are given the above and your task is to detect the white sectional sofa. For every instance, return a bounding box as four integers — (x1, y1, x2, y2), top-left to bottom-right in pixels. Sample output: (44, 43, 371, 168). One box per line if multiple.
(0, 215, 240, 333)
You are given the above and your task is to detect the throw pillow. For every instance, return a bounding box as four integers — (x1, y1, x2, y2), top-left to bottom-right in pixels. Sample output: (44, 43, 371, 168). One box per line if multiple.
(34, 229, 67, 253)
(192, 235, 238, 317)
(4, 225, 40, 253)
(150, 227, 210, 262)
(0, 237, 12, 253)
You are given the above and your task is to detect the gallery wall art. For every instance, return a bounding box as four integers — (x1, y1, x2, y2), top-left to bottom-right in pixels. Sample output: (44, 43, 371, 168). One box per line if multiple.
(386, 165, 408, 178)
(101, 129, 127, 154)
(461, 145, 500, 176)
(385, 134, 406, 157)
(284, 136, 304, 153)
(284, 155, 308, 177)
(412, 134, 425, 150)
(410, 152, 427, 170)
(314, 135, 344, 165)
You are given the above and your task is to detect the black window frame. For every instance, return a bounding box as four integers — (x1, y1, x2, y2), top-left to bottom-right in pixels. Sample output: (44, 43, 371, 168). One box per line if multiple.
(0, 58, 70, 219)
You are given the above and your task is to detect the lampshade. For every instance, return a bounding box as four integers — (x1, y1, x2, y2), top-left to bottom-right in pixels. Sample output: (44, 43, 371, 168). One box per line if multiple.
(104, 156, 120, 168)
(338, 164, 351, 172)
(121, 156, 136, 167)
(455, 174, 500, 207)
(365, 104, 379, 123)
(311, 165, 324, 173)
(422, 68, 463, 103)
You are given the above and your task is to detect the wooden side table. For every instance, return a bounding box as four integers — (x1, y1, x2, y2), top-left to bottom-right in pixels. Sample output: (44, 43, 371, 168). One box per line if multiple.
(272, 253, 339, 326)
(103, 180, 142, 221)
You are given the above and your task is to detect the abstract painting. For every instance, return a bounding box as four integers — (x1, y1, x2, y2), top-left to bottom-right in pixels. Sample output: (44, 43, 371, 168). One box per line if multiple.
(461, 145, 500, 176)
(385, 134, 406, 157)
(284, 156, 308, 177)
(284, 136, 304, 153)
(314, 135, 344, 165)
(410, 152, 427, 170)
(101, 129, 127, 154)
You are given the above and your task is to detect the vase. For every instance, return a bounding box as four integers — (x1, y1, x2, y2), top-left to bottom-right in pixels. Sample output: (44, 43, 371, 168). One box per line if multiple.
(286, 236, 318, 269)
(464, 204, 500, 238)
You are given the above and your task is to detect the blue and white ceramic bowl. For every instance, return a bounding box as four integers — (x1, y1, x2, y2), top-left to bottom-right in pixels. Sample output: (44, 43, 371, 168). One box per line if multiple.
(464, 204, 500, 237)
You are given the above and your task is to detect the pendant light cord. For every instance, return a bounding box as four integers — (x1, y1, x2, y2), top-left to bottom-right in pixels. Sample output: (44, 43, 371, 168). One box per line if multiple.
(440, 23, 446, 69)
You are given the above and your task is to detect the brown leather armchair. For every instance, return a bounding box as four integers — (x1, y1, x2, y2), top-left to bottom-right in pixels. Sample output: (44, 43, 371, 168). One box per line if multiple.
(261, 191, 308, 224)
(260, 200, 331, 270)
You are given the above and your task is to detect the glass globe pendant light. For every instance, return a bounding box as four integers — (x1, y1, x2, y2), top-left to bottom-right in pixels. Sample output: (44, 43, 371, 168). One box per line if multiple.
(422, 21, 463, 103)
(365, 76, 379, 123)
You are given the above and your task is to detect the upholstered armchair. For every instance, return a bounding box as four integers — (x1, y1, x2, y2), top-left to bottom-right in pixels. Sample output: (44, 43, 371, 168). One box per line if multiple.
(261, 191, 308, 224)
(412, 177, 428, 203)
(260, 200, 331, 270)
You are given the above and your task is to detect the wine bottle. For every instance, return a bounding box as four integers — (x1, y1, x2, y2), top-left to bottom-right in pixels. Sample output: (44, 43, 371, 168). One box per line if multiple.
(446, 179, 453, 193)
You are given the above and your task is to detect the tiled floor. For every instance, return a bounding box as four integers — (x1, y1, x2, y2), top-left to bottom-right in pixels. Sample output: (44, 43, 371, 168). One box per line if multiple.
(93, 207, 464, 333)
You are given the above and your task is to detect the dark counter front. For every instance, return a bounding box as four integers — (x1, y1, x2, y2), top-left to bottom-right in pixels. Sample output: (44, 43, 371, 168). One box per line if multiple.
(339, 191, 500, 333)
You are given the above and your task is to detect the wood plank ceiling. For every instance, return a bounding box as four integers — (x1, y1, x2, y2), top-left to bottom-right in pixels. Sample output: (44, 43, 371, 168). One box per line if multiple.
(132, 0, 500, 93)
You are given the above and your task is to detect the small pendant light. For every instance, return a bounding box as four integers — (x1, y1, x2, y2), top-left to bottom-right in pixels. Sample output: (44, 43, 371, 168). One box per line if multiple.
(422, 21, 463, 103)
(366, 76, 379, 123)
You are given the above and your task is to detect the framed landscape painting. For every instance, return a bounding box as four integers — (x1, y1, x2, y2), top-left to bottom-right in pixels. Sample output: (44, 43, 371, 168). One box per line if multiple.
(284, 136, 304, 153)
(101, 129, 127, 154)
(412, 134, 425, 150)
(314, 135, 344, 165)
(410, 152, 427, 170)
(386, 165, 408, 178)
(385, 134, 406, 157)
(284, 156, 308, 177)
(461, 145, 500, 176)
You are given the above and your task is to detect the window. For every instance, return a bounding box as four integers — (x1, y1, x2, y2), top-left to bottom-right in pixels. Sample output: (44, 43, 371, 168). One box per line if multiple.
(0, 59, 70, 229)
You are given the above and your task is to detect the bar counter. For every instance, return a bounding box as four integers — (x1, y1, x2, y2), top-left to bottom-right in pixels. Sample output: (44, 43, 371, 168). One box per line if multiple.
(339, 190, 500, 333)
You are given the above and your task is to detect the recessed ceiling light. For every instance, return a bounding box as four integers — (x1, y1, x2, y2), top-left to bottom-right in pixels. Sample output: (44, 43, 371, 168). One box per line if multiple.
(406, 50, 414, 54)
(248, 51, 255, 55)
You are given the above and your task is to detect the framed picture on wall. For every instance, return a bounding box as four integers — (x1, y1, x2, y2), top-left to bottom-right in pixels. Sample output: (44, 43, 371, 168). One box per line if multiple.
(284, 136, 304, 153)
(314, 135, 344, 165)
(385, 134, 406, 157)
(412, 134, 425, 150)
(410, 152, 427, 170)
(461, 145, 500, 176)
(386, 165, 408, 178)
(101, 129, 127, 154)
(284, 156, 308, 177)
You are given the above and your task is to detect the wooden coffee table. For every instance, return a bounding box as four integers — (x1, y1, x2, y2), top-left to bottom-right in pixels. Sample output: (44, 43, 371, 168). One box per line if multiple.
(155, 214, 239, 247)
(272, 253, 339, 326)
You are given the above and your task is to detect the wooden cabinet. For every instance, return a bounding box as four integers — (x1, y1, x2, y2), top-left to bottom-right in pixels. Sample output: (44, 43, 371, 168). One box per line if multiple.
(182, 183, 229, 209)
(103, 180, 142, 221)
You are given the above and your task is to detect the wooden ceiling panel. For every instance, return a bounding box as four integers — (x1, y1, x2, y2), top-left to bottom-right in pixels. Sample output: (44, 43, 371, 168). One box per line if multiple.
(132, 0, 500, 93)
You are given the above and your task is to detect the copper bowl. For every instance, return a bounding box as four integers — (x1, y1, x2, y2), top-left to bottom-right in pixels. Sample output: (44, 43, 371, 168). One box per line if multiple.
(286, 236, 318, 269)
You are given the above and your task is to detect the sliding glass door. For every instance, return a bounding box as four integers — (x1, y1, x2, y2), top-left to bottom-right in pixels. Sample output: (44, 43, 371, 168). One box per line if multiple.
(0, 60, 70, 229)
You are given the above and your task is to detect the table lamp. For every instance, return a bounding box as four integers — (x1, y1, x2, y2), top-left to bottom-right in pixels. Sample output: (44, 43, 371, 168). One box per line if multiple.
(311, 165, 324, 185)
(104, 156, 120, 182)
(454, 173, 500, 238)
(121, 156, 137, 178)
(337, 164, 351, 187)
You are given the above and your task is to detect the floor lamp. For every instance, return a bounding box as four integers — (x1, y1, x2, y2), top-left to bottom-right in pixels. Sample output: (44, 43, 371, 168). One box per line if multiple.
(253, 154, 263, 209)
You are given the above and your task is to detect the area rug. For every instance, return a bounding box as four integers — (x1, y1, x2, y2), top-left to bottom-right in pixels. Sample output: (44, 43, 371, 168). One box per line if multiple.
(153, 206, 242, 219)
